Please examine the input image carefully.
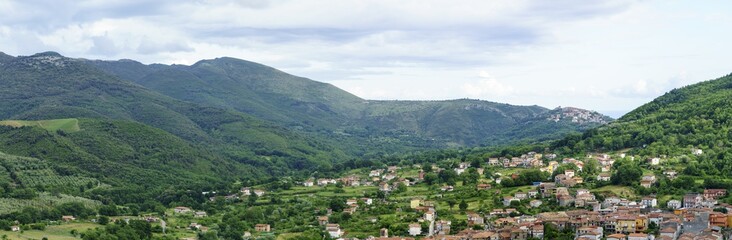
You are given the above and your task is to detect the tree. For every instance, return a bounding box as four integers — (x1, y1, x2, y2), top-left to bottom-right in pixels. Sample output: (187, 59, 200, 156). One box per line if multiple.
(611, 163, 642, 186)
(583, 159, 599, 176)
(462, 168, 480, 185)
(458, 200, 468, 211)
(424, 173, 438, 185)
(98, 216, 110, 225)
(447, 199, 457, 210)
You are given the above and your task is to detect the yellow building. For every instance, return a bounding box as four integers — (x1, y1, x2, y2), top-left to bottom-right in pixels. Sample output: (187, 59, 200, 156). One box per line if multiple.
(635, 216, 648, 232)
(615, 217, 636, 234)
(410, 199, 422, 209)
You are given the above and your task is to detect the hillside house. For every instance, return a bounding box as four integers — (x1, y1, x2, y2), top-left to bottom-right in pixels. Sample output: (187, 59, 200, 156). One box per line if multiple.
(61, 215, 76, 221)
(627, 233, 649, 240)
(477, 183, 492, 191)
(597, 173, 611, 181)
(528, 190, 539, 198)
(424, 210, 436, 221)
(467, 213, 484, 226)
(659, 227, 677, 239)
(663, 170, 678, 179)
(606, 234, 627, 240)
(174, 206, 192, 214)
(255, 224, 270, 232)
(648, 158, 660, 166)
(576, 226, 603, 240)
(692, 148, 703, 156)
(408, 223, 422, 236)
(326, 224, 342, 238)
(641, 197, 657, 208)
(194, 211, 207, 218)
(435, 220, 451, 235)
(379, 182, 391, 192)
(318, 216, 329, 225)
(11, 226, 19, 232)
(667, 200, 682, 209)
(240, 187, 251, 195)
(530, 200, 543, 208)
(683, 193, 703, 208)
(253, 189, 265, 196)
(564, 170, 575, 178)
(514, 191, 528, 200)
(303, 179, 314, 187)
(704, 189, 727, 199)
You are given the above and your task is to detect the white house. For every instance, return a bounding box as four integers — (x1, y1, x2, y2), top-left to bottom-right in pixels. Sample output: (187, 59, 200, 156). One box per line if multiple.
(692, 149, 703, 156)
(649, 158, 660, 165)
(408, 223, 422, 236)
(597, 173, 611, 181)
(326, 224, 342, 238)
(641, 196, 657, 208)
(627, 233, 650, 240)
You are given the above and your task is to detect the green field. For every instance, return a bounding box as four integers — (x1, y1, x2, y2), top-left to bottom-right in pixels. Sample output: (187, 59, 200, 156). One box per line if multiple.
(0, 223, 100, 240)
(0, 118, 80, 132)
(592, 185, 636, 199)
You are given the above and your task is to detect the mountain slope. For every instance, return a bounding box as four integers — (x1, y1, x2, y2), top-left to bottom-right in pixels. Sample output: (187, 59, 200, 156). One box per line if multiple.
(91, 57, 365, 131)
(553, 73, 732, 156)
(88, 57, 612, 146)
(0, 53, 349, 193)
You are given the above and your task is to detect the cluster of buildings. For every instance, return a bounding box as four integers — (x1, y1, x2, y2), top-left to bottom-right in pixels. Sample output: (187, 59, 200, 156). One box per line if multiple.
(401, 207, 731, 240)
(545, 107, 610, 124)
(304, 165, 421, 192)
(488, 152, 544, 169)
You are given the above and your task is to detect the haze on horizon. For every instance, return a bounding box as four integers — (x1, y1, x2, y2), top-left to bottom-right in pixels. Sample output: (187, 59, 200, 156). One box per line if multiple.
(1, 0, 730, 118)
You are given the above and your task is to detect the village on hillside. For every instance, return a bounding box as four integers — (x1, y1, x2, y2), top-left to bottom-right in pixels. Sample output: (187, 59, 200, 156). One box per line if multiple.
(152, 148, 730, 240)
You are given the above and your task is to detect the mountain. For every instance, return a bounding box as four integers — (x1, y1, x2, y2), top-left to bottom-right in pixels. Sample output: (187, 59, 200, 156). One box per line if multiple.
(0, 51, 612, 202)
(0, 52, 351, 199)
(553, 73, 732, 157)
(0, 52, 13, 63)
(88, 57, 612, 146)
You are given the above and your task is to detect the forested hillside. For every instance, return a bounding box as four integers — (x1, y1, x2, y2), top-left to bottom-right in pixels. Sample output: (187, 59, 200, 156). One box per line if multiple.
(553, 73, 732, 173)
(88, 56, 611, 147)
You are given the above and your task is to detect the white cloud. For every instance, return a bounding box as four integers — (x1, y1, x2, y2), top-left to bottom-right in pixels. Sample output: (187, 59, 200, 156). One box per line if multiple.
(462, 71, 515, 97)
(1, 0, 731, 115)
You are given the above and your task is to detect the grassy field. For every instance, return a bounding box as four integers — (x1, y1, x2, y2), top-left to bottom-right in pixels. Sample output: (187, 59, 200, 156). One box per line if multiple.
(0, 118, 80, 132)
(0, 223, 99, 240)
(592, 185, 636, 199)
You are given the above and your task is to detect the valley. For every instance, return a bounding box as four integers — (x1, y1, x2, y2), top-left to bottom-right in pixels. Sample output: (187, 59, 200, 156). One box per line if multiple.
(0, 52, 730, 240)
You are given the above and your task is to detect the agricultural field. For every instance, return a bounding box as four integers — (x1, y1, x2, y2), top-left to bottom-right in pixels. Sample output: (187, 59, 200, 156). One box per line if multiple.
(0, 118, 80, 133)
(0, 222, 100, 240)
(0, 192, 101, 214)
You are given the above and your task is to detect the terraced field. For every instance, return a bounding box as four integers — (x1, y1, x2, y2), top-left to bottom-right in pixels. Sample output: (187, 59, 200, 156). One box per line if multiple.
(0, 118, 80, 132)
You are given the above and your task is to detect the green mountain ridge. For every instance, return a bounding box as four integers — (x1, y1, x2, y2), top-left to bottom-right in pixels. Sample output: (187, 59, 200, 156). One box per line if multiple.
(0, 51, 611, 205)
(0, 52, 352, 200)
(87, 55, 611, 146)
(553, 73, 732, 158)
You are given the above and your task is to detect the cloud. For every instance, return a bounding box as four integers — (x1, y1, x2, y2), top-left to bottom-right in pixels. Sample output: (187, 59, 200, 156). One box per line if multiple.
(462, 71, 515, 97)
(5, 0, 729, 115)
(137, 40, 194, 55)
(88, 35, 119, 56)
(609, 71, 693, 98)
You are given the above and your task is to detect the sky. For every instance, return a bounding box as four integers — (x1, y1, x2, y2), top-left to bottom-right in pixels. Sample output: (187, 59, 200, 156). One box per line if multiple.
(1, 1, 731, 118)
